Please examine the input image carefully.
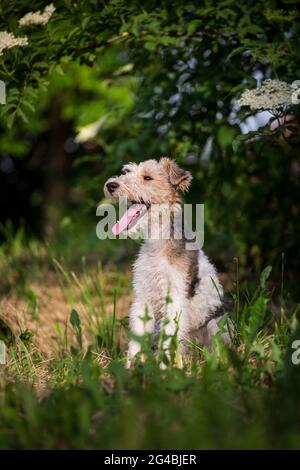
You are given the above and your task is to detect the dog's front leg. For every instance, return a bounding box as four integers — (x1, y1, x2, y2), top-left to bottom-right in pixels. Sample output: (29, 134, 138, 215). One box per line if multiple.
(126, 299, 154, 368)
(159, 297, 189, 367)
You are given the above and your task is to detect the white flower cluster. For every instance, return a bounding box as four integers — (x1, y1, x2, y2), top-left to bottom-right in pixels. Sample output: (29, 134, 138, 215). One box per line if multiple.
(75, 116, 107, 143)
(0, 4, 56, 57)
(0, 31, 28, 56)
(238, 79, 300, 112)
(19, 4, 55, 28)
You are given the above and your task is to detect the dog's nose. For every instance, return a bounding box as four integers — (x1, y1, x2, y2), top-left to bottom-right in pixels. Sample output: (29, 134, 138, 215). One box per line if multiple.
(106, 181, 119, 194)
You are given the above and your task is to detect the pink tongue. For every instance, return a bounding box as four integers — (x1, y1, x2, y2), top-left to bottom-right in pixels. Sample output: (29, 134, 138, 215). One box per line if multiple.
(112, 204, 146, 235)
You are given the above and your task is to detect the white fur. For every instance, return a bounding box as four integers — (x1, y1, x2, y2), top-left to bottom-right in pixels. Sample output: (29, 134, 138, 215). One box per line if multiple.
(127, 241, 224, 366)
(103, 158, 230, 367)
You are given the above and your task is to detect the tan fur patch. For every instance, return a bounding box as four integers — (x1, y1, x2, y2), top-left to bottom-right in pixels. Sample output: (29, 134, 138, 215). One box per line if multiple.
(164, 239, 199, 298)
(104, 158, 191, 206)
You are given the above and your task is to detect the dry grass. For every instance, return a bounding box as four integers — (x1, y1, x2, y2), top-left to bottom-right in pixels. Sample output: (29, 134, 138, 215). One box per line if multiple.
(0, 261, 132, 395)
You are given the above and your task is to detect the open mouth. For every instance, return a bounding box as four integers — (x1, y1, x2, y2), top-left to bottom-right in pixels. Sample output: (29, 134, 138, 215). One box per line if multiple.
(112, 200, 150, 236)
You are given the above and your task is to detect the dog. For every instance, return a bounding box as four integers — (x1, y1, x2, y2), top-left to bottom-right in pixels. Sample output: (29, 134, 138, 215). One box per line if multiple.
(104, 158, 230, 367)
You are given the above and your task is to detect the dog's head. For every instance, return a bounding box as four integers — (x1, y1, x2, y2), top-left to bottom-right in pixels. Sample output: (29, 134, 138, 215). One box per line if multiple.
(104, 157, 192, 236)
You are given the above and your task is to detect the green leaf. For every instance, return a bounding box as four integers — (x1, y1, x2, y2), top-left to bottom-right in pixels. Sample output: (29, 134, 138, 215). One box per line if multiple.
(70, 309, 82, 348)
(34, 62, 49, 70)
(245, 296, 267, 347)
(227, 46, 246, 60)
(7, 111, 16, 129)
(187, 20, 202, 35)
(8, 88, 20, 97)
(55, 64, 65, 76)
(22, 100, 35, 113)
(17, 108, 29, 124)
(232, 134, 248, 152)
(0, 104, 16, 115)
(260, 266, 272, 289)
(217, 125, 237, 148)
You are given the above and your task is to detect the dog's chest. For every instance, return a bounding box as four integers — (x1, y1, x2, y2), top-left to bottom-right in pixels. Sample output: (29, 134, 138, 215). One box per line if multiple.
(132, 244, 186, 307)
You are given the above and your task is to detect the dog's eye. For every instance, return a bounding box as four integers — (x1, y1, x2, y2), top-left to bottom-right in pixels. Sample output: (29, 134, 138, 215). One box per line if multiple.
(143, 176, 153, 181)
(121, 169, 130, 175)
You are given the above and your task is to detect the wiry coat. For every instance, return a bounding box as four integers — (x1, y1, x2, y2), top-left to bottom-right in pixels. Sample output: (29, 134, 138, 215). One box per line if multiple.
(104, 158, 229, 366)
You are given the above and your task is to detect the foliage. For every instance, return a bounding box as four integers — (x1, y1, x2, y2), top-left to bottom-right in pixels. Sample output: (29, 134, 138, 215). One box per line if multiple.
(1, 0, 299, 280)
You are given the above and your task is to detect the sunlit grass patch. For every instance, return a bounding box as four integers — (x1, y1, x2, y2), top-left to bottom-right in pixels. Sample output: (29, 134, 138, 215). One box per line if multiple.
(0, 228, 300, 449)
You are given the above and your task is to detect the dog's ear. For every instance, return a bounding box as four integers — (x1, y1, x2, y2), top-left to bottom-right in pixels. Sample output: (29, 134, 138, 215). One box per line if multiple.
(160, 157, 192, 192)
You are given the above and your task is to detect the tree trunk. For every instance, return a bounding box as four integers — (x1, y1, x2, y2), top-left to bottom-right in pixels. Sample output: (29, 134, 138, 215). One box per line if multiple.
(43, 96, 71, 237)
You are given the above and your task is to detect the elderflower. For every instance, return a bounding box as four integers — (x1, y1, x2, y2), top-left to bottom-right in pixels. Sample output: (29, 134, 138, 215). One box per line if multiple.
(19, 3, 55, 27)
(75, 116, 107, 143)
(238, 79, 299, 112)
(0, 31, 28, 56)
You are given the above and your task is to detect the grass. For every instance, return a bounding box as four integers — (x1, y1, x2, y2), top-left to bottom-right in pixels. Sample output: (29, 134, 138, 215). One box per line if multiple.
(0, 222, 300, 449)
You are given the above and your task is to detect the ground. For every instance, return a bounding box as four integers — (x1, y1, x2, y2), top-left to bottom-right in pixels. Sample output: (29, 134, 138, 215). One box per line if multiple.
(0, 224, 299, 449)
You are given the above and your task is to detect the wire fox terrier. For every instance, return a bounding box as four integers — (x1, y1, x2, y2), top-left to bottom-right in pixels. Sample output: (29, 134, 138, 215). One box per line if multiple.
(104, 158, 230, 366)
